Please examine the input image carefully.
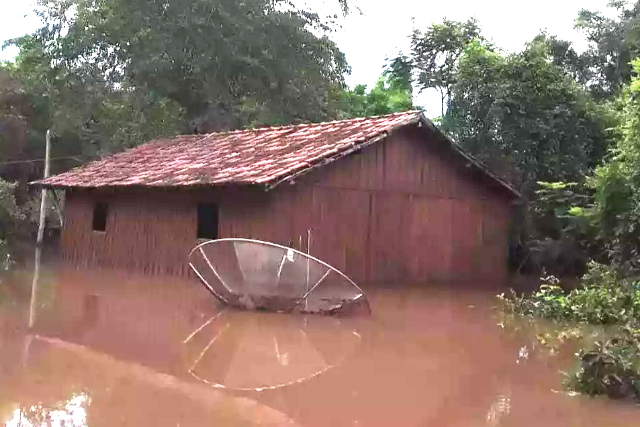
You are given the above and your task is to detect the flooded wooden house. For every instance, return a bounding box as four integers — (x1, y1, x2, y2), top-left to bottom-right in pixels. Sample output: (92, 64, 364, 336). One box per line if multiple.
(34, 111, 519, 285)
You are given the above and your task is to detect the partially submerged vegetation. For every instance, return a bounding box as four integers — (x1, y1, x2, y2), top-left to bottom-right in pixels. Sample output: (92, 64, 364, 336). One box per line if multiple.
(0, 180, 35, 272)
(501, 264, 640, 326)
(499, 263, 640, 400)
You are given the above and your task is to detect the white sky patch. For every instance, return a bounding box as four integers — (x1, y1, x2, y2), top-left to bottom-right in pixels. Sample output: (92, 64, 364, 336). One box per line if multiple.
(333, 0, 614, 86)
(0, 0, 618, 117)
(0, 0, 41, 60)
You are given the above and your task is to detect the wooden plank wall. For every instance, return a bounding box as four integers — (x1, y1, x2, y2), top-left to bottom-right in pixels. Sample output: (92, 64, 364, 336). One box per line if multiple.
(61, 186, 315, 278)
(286, 126, 513, 284)
(61, 188, 228, 277)
(60, 125, 512, 285)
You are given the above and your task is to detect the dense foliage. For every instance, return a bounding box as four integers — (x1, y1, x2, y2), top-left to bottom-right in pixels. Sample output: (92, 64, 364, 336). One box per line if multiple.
(500, 263, 640, 325)
(575, 0, 640, 98)
(404, 22, 613, 199)
(444, 41, 612, 198)
(523, 182, 595, 276)
(2, 37, 185, 171)
(0, 180, 34, 271)
(30, 0, 351, 133)
(0, 0, 636, 272)
(589, 59, 640, 273)
(572, 327, 640, 399)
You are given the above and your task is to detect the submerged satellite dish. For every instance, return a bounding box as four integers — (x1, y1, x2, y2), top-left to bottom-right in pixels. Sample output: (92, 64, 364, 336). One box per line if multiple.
(188, 238, 371, 316)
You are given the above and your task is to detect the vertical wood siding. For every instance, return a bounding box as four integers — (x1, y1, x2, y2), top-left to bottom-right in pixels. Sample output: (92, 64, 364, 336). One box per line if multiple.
(60, 126, 513, 285)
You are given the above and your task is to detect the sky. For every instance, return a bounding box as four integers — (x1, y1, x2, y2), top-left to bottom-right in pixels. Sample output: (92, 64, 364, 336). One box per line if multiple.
(0, 0, 616, 117)
(0, 1, 40, 58)
(327, 0, 615, 115)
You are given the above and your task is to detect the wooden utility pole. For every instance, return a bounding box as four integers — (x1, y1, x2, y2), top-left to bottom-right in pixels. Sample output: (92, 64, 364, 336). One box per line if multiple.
(29, 129, 51, 329)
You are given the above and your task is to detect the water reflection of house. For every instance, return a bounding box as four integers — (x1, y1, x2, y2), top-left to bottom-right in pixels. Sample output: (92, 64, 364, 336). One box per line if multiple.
(32, 111, 519, 284)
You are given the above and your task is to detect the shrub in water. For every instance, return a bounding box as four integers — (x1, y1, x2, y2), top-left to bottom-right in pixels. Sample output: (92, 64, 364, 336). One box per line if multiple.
(500, 262, 640, 326)
(499, 262, 640, 399)
(570, 327, 640, 399)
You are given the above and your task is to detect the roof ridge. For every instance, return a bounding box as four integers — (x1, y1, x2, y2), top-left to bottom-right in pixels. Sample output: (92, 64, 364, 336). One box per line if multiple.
(176, 110, 424, 139)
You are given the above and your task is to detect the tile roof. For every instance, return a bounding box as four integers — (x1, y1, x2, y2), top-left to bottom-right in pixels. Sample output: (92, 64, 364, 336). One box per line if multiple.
(33, 110, 519, 197)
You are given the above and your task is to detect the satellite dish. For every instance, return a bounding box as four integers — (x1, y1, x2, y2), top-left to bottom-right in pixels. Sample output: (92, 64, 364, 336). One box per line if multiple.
(188, 238, 371, 316)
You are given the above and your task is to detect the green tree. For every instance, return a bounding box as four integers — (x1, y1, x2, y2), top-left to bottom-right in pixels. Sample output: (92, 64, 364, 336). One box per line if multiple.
(525, 182, 595, 276)
(409, 18, 483, 116)
(590, 58, 640, 273)
(0, 67, 31, 182)
(383, 55, 413, 93)
(444, 40, 612, 198)
(532, 32, 594, 86)
(28, 0, 350, 133)
(0, 179, 33, 270)
(575, 0, 640, 98)
(1, 35, 184, 177)
(338, 58, 414, 118)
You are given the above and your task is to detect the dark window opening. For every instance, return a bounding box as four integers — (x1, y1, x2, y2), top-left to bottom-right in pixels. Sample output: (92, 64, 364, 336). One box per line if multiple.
(197, 203, 219, 240)
(92, 202, 109, 232)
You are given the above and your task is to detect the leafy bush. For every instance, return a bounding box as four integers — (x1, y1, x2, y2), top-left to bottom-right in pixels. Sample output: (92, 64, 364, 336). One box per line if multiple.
(499, 262, 640, 400)
(522, 182, 595, 276)
(0, 179, 34, 272)
(589, 59, 640, 274)
(569, 327, 640, 399)
(500, 262, 640, 325)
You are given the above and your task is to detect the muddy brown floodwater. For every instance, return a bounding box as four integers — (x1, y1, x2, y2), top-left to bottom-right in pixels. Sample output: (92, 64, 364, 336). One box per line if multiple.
(0, 268, 638, 426)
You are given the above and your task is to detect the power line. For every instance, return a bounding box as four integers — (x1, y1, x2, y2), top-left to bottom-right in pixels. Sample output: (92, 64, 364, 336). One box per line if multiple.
(0, 155, 86, 166)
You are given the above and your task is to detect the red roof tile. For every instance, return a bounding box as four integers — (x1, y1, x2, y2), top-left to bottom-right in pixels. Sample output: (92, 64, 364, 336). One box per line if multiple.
(33, 111, 519, 196)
